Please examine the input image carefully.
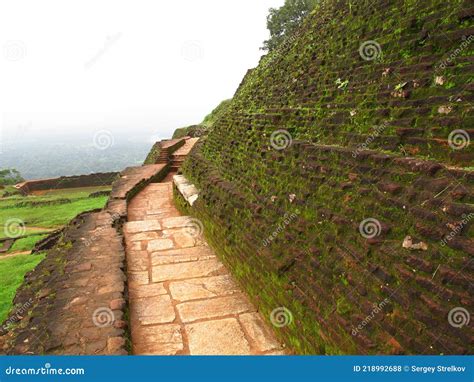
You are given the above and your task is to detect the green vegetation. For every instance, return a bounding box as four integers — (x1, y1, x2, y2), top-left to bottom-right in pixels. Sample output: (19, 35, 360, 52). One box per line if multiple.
(172, 125, 205, 139)
(0, 186, 110, 239)
(0, 185, 111, 325)
(262, 0, 318, 52)
(201, 99, 232, 128)
(7, 234, 48, 254)
(0, 169, 24, 186)
(0, 186, 21, 198)
(179, 0, 473, 355)
(172, 99, 233, 140)
(0, 253, 45, 323)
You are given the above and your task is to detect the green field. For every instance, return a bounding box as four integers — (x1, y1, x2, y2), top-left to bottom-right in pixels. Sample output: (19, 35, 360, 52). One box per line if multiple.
(7, 234, 49, 254)
(0, 253, 46, 323)
(0, 186, 110, 239)
(0, 185, 111, 323)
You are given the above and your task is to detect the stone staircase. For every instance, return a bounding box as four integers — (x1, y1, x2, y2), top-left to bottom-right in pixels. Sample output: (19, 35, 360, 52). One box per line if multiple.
(156, 149, 171, 164)
(170, 138, 200, 172)
(154, 139, 186, 165)
(153, 137, 199, 172)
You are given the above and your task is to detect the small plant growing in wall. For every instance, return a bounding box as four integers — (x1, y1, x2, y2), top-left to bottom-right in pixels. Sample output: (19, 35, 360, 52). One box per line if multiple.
(335, 78, 349, 90)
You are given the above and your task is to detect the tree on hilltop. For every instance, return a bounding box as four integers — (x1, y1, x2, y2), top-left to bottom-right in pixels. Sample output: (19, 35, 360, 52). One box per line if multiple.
(262, 0, 318, 52)
(0, 168, 24, 185)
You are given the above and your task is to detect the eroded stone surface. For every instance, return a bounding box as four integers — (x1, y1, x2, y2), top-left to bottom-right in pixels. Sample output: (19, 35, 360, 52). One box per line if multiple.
(129, 283, 167, 299)
(177, 294, 255, 323)
(148, 239, 174, 252)
(131, 295, 175, 325)
(152, 259, 224, 282)
(186, 318, 250, 355)
(132, 324, 184, 355)
(124, 220, 162, 234)
(239, 313, 282, 352)
(169, 275, 239, 302)
(161, 216, 194, 229)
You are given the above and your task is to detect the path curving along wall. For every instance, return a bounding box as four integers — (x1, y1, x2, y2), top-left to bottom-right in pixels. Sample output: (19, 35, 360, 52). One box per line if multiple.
(0, 164, 169, 355)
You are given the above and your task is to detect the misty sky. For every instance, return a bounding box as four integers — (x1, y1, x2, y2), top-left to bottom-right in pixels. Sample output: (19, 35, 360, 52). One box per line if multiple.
(0, 0, 284, 147)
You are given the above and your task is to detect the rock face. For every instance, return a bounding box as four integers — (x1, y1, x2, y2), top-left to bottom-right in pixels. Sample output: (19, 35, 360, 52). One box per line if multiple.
(181, 0, 474, 354)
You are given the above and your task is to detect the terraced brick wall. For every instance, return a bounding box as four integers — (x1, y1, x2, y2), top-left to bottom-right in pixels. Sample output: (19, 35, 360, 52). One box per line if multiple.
(181, 0, 474, 354)
(16, 172, 119, 195)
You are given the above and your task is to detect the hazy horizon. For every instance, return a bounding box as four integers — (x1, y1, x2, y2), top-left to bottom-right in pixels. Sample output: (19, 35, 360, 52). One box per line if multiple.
(0, 0, 284, 179)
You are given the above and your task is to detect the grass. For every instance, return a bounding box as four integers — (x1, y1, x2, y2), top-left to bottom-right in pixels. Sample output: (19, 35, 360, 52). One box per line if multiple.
(0, 253, 45, 323)
(6, 234, 48, 254)
(0, 186, 110, 239)
(0, 185, 111, 324)
(0, 186, 20, 198)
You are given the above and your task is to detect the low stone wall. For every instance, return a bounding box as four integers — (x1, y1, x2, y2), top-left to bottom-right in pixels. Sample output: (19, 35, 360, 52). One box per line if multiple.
(173, 175, 199, 206)
(15, 172, 119, 195)
(0, 164, 168, 355)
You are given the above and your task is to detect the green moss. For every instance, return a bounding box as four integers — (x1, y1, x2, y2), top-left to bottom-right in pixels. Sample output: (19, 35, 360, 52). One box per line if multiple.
(180, 0, 472, 356)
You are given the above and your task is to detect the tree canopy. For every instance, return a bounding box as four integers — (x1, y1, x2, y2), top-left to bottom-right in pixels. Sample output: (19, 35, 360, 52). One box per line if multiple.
(0, 168, 24, 185)
(262, 0, 318, 52)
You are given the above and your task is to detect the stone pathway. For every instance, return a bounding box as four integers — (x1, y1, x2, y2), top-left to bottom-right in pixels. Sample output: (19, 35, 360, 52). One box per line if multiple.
(1, 164, 168, 355)
(172, 137, 199, 157)
(125, 182, 285, 355)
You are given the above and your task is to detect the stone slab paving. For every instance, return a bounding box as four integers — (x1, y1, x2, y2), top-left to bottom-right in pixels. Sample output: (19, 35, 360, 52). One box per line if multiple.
(172, 137, 199, 157)
(125, 181, 285, 355)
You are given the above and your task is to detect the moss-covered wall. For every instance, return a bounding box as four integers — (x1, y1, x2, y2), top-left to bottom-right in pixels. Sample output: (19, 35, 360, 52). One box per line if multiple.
(181, 0, 473, 354)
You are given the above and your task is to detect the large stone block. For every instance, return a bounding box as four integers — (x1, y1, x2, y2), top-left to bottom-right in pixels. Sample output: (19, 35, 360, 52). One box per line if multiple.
(152, 259, 224, 283)
(185, 318, 250, 355)
(176, 294, 255, 323)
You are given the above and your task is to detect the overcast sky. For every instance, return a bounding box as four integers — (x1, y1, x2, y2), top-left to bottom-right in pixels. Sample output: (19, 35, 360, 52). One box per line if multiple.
(0, 0, 284, 145)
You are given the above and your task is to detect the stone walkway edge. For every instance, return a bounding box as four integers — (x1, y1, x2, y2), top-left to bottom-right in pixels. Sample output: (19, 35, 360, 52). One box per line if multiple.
(0, 164, 168, 355)
(125, 174, 286, 355)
